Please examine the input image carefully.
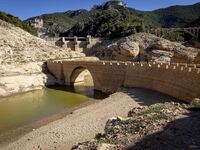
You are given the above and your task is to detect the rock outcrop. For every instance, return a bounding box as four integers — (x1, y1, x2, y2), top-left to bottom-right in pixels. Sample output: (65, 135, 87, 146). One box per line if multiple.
(0, 62, 56, 97)
(72, 102, 200, 150)
(131, 33, 199, 63)
(86, 33, 200, 63)
(0, 19, 85, 97)
(0, 20, 84, 64)
(86, 38, 140, 61)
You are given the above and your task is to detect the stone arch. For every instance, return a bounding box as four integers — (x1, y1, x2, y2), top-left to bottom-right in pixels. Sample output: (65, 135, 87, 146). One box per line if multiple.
(70, 66, 94, 87)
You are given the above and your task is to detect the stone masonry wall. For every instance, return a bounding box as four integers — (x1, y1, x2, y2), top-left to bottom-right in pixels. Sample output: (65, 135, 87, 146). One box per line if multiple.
(124, 62, 200, 103)
(47, 60, 200, 103)
(45, 37, 102, 53)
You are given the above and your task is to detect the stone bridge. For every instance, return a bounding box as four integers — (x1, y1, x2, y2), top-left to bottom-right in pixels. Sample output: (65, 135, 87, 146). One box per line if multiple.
(47, 60, 200, 103)
(151, 27, 200, 39)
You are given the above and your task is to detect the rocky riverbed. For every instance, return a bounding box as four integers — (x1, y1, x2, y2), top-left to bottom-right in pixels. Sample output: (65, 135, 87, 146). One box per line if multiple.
(72, 99, 200, 150)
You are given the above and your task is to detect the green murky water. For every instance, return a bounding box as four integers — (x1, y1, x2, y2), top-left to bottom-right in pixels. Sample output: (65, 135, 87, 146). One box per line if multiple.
(0, 86, 108, 133)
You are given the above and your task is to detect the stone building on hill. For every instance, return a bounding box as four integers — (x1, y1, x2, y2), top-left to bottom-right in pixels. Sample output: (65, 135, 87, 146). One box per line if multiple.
(29, 18, 43, 29)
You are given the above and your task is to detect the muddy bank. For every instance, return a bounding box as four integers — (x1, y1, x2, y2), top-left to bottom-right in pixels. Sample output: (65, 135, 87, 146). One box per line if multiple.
(0, 99, 95, 147)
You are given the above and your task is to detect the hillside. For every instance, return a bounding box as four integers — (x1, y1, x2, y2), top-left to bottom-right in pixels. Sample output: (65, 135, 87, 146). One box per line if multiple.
(26, 1, 154, 38)
(62, 7, 153, 38)
(140, 2, 200, 28)
(187, 17, 200, 27)
(0, 19, 83, 64)
(0, 19, 85, 97)
(0, 11, 37, 35)
(26, 1, 200, 38)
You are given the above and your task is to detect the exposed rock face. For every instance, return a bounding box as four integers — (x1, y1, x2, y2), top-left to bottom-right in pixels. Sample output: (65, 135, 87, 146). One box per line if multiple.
(0, 19, 84, 64)
(126, 33, 200, 63)
(0, 19, 85, 97)
(0, 62, 56, 97)
(86, 38, 140, 61)
(86, 33, 200, 63)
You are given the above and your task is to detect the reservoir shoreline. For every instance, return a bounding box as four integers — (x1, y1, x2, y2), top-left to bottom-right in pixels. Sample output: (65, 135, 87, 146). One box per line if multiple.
(0, 98, 96, 147)
(0, 92, 139, 150)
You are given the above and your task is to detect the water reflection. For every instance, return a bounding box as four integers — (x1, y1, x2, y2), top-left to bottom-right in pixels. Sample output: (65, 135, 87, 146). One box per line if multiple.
(0, 86, 108, 133)
(49, 85, 108, 100)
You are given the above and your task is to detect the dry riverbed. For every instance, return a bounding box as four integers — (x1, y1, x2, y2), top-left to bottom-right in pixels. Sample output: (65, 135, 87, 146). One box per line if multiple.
(0, 88, 179, 150)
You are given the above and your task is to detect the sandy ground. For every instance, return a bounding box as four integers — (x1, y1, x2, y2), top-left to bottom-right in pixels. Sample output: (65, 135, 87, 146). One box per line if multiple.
(0, 92, 139, 150)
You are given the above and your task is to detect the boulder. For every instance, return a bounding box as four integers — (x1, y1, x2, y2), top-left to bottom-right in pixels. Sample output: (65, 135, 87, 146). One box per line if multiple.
(118, 38, 140, 58)
(86, 33, 200, 63)
(130, 33, 199, 63)
(86, 37, 140, 61)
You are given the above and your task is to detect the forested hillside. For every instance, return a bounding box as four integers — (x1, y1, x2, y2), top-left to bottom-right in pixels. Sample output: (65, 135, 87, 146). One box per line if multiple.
(62, 5, 153, 38)
(25, 1, 200, 38)
(27, 1, 153, 38)
(140, 2, 200, 28)
(187, 17, 200, 27)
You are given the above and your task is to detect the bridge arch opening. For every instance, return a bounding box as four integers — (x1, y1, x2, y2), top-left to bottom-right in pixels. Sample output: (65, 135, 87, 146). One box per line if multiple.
(70, 67, 94, 95)
(70, 67, 94, 86)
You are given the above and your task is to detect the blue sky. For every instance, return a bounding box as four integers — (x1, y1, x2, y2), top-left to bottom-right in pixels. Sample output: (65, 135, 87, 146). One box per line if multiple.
(0, 0, 199, 20)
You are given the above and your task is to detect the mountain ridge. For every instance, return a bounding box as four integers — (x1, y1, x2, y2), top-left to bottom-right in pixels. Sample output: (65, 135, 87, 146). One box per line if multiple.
(24, 1, 200, 38)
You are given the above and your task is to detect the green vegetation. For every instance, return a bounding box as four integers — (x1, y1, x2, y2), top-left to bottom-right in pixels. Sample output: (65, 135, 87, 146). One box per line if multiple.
(140, 2, 200, 28)
(25, 1, 200, 38)
(0, 11, 37, 35)
(187, 17, 200, 27)
(27, 13, 76, 37)
(63, 8, 153, 38)
(61, 1, 154, 38)
(26, 9, 89, 37)
(140, 104, 166, 115)
(99, 138, 119, 145)
(139, 104, 173, 121)
(96, 103, 177, 146)
(164, 32, 185, 42)
(26, 1, 154, 38)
